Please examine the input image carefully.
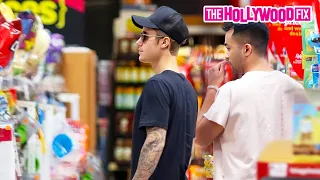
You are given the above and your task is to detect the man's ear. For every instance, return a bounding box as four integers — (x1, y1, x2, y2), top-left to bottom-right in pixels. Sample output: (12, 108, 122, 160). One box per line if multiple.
(243, 43, 252, 57)
(160, 37, 170, 49)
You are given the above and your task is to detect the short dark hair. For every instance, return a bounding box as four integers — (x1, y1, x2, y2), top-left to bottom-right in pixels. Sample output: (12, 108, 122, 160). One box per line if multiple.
(156, 30, 180, 56)
(222, 22, 269, 56)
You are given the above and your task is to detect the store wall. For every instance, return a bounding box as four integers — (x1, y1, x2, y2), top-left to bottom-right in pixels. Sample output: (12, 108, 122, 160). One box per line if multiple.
(85, 0, 120, 59)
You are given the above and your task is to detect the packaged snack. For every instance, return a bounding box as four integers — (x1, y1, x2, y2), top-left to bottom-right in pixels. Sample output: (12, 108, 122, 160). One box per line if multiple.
(302, 20, 320, 88)
(45, 33, 64, 76)
(0, 20, 22, 72)
(0, 3, 14, 21)
(293, 104, 320, 162)
(202, 154, 214, 178)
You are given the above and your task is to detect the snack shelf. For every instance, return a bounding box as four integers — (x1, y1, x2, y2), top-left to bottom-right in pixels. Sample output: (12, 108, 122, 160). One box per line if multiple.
(257, 140, 320, 179)
(115, 82, 146, 86)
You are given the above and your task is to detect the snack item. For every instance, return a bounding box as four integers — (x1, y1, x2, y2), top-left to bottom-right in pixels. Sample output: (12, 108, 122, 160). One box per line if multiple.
(0, 20, 22, 71)
(202, 154, 214, 178)
(293, 104, 320, 162)
(0, 3, 14, 21)
(45, 33, 65, 76)
(18, 11, 37, 51)
(24, 27, 50, 79)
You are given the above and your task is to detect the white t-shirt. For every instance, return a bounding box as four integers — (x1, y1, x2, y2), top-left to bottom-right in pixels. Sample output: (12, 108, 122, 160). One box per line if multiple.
(203, 71, 308, 180)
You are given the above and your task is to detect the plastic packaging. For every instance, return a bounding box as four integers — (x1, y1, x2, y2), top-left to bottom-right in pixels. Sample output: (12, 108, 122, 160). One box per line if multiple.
(202, 154, 214, 178)
(0, 19, 22, 72)
(45, 33, 64, 76)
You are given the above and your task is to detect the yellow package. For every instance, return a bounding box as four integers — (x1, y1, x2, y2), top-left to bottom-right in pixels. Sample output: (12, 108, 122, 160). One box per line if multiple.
(293, 104, 320, 162)
(0, 3, 14, 21)
(203, 154, 214, 178)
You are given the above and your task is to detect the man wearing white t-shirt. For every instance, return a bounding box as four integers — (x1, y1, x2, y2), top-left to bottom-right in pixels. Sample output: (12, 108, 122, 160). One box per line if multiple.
(194, 22, 309, 180)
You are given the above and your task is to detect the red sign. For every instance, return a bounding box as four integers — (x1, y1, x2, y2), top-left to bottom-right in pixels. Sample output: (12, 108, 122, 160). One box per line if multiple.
(258, 161, 320, 179)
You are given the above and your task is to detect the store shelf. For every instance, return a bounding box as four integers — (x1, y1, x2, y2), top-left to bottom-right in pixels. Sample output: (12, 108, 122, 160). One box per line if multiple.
(115, 133, 132, 138)
(115, 108, 135, 112)
(306, 88, 320, 106)
(257, 140, 320, 179)
(188, 25, 225, 36)
(115, 82, 145, 86)
(184, 15, 225, 36)
(108, 161, 131, 172)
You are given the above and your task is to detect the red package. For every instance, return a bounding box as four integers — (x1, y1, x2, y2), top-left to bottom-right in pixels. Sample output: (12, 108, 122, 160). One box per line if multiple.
(0, 19, 22, 70)
(204, 60, 234, 87)
(0, 13, 5, 24)
(220, 62, 233, 87)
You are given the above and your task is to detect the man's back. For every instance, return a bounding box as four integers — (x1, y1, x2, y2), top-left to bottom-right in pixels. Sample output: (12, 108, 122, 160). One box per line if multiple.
(131, 70, 198, 180)
(212, 71, 308, 180)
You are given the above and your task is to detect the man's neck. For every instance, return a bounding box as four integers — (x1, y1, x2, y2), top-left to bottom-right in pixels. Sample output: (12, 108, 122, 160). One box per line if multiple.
(244, 57, 274, 73)
(151, 54, 179, 74)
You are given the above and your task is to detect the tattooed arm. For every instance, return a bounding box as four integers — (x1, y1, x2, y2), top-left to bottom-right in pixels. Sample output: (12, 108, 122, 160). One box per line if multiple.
(132, 127, 167, 180)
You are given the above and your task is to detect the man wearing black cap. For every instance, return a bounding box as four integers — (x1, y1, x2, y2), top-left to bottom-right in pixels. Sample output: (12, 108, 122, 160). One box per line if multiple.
(130, 6, 198, 180)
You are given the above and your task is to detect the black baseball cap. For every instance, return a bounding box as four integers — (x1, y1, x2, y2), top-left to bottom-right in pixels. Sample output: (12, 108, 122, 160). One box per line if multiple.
(131, 6, 189, 45)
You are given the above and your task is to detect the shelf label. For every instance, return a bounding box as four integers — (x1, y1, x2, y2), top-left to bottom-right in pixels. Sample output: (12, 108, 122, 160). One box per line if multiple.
(288, 165, 320, 176)
(268, 163, 288, 177)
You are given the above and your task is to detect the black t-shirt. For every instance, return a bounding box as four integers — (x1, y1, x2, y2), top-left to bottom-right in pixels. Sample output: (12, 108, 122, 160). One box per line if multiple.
(130, 70, 198, 180)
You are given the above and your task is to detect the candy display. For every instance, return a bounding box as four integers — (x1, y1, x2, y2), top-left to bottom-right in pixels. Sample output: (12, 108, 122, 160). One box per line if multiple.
(13, 11, 52, 81)
(12, 11, 37, 76)
(0, 4, 104, 180)
(18, 11, 37, 51)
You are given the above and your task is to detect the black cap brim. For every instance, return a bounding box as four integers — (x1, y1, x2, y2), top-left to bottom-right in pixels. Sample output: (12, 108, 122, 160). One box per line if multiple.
(131, 15, 158, 29)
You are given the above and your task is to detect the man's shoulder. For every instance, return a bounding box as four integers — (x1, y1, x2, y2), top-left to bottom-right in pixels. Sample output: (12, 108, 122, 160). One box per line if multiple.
(148, 72, 195, 90)
(219, 80, 237, 90)
(276, 72, 304, 90)
(145, 73, 172, 87)
(141, 75, 179, 100)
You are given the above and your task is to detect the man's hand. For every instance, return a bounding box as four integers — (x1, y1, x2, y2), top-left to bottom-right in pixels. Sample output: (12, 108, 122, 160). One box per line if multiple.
(207, 61, 227, 87)
(132, 127, 167, 180)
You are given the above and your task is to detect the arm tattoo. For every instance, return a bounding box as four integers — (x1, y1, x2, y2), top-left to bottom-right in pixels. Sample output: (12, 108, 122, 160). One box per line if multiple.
(132, 127, 167, 180)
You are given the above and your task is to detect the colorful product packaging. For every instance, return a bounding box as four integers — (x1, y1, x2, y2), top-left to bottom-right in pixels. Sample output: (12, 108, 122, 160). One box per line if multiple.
(202, 154, 214, 178)
(293, 103, 320, 162)
(302, 20, 319, 88)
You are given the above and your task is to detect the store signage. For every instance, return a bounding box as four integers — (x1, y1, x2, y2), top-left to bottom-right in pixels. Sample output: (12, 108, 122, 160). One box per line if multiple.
(314, 0, 320, 33)
(0, 0, 85, 46)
